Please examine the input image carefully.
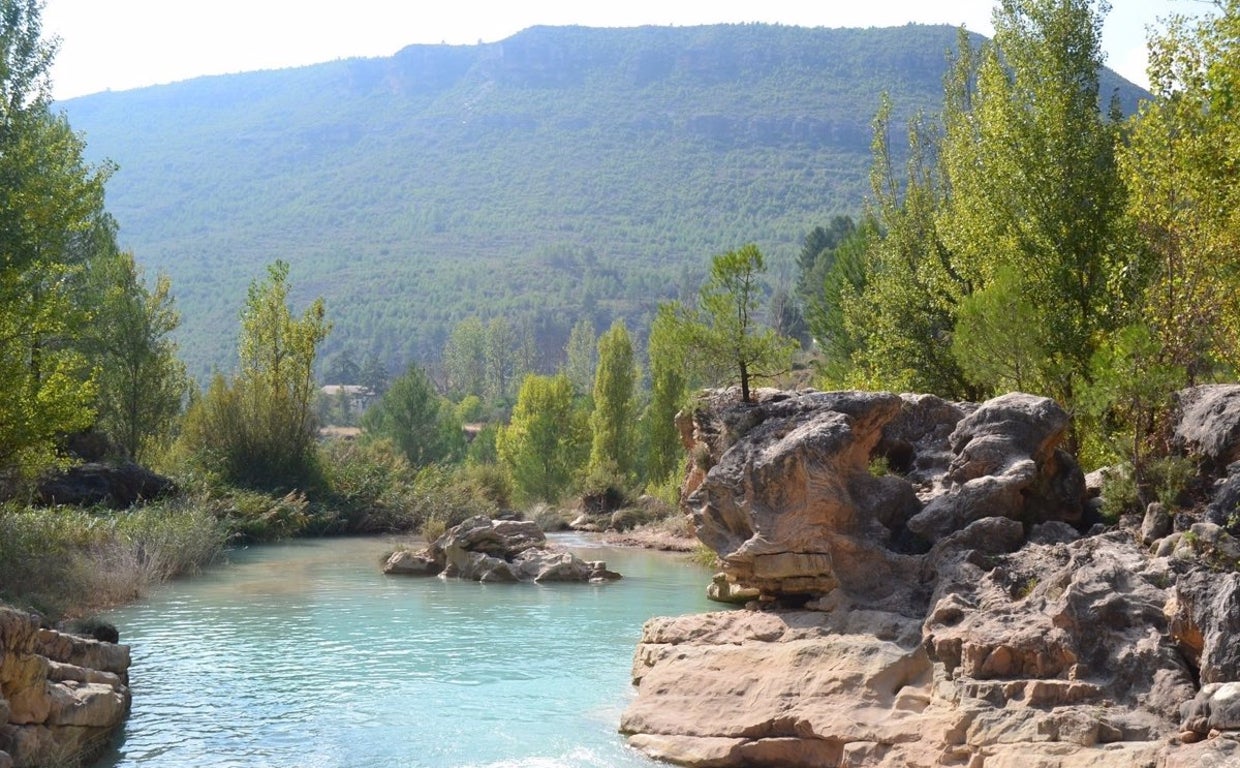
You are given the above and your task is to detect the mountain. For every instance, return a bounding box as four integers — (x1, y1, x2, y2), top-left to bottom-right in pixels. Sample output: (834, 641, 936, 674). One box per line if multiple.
(60, 24, 1148, 380)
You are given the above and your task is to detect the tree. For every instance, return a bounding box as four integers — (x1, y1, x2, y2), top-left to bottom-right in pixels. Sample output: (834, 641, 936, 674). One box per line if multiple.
(1121, 0, 1240, 380)
(362, 363, 464, 466)
(442, 317, 487, 399)
(0, 0, 114, 479)
(675, 245, 796, 403)
(179, 261, 329, 489)
(796, 215, 857, 302)
(564, 317, 597, 396)
(643, 303, 688, 485)
(88, 251, 188, 463)
(803, 217, 876, 384)
(588, 320, 637, 478)
(496, 373, 587, 503)
(937, 2, 1131, 405)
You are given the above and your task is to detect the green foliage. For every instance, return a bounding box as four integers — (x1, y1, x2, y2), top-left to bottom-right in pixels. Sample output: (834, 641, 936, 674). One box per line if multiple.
(0, 0, 115, 481)
(361, 362, 464, 466)
(841, 98, 974, 396)
(1121, 0, 1240, 379)
(176, 261, 330, 491)
(937, 1, 1131, 408)
(588, 319, 638, 478)
(803, 217, 875, 384)
(317, 438, 421, 533)
(64, 25, 1146, 379)
(564, 318, 597, 397)
(643, 303, 689, 485)
(1081, 323, 1186, 482)
(86, 251, 188, 462)
(496, 373, 588, 503)
(672, 245, 797, 402)
(951, 266, 1047, 394)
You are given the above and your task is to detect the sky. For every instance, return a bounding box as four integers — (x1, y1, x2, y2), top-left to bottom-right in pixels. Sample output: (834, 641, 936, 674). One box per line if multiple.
(42, 0, 1201, 101)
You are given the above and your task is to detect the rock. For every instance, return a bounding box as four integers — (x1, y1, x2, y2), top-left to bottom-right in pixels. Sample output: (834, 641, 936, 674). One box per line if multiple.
(1174, 384, 1240, 471)
(0, 606, 130, 767)
(1206, 463, 1240, 535)
(383, 517, 620, 584)
(1166, 571, 1240, 684)
(908, 393, 1085, 542)
(1142, 502, 1173, 545)
(34, 461, 174, 508)
(382, 549, 444, 576)
(706, 573, 761, 605)
(627, 387, 1240, 768)
(685, 390, 922, 605)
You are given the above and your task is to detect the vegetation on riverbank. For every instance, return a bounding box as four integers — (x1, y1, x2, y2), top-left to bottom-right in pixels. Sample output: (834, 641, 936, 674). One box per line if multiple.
(6, 0, 1240, 618)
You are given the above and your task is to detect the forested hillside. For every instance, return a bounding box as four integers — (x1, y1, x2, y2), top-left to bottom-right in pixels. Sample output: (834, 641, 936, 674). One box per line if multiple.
(61, 23, 1147, 378)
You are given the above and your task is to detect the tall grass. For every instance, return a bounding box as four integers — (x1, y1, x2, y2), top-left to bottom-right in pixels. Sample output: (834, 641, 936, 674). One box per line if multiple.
(0, 498, 225, 618)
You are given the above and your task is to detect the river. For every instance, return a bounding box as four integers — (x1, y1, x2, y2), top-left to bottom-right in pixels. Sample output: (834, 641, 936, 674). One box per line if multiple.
(96, 535, 714, 768)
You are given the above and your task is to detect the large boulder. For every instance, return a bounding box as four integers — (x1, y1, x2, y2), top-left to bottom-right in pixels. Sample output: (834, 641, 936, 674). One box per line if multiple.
(685, 389, 1085, 608)
(1173, 384, 1240, 471)
(35, 461, 174, 508)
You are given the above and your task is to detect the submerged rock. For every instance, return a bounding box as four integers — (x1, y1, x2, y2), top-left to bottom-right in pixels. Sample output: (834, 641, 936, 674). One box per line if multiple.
(382, 516, 621, 584)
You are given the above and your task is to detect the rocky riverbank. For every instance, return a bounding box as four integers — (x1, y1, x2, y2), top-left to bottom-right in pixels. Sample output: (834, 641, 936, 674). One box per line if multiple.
(620, 386, 1240, 767)
(0, 608, 131, 768)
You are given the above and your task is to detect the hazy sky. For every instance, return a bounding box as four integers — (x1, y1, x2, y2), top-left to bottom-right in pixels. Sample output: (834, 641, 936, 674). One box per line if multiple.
(43, 0, 1198, 101)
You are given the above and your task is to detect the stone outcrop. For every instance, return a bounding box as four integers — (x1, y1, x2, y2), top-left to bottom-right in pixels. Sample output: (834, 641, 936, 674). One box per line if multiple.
(383, 516, 621, 583)
(622, 387, 1240, 767)
(0, 607, 130, 768)
(35, 461, 174, 509)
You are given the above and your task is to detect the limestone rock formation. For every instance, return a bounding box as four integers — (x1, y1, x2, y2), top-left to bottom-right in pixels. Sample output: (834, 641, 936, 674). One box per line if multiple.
(622, 387, 1240, 767)
(382, 516, 621, 583)
(0, 607, 130, 768)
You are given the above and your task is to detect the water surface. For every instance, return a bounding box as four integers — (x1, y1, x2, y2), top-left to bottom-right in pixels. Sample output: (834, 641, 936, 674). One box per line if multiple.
(99, 535, 714, 768)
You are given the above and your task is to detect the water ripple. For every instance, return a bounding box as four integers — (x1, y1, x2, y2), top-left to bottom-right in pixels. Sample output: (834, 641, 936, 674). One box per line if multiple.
(98, 537, 714, 768)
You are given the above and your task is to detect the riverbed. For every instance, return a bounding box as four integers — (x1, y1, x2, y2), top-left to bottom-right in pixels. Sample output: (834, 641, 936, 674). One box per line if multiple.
(97, 535, 714, 768)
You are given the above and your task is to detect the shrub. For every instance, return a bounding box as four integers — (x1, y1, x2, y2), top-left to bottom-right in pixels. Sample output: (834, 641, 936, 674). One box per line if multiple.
(0, 500, 224, 618)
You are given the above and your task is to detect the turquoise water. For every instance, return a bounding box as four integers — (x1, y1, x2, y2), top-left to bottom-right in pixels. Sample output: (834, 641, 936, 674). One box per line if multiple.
(97, 535, 714, 768)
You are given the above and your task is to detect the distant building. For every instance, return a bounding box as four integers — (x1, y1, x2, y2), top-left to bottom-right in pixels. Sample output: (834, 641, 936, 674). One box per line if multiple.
(320, 384, 377, 414)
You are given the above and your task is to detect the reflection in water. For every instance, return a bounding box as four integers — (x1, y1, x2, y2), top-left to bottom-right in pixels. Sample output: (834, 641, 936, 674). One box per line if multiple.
(98, 536, 713, 768)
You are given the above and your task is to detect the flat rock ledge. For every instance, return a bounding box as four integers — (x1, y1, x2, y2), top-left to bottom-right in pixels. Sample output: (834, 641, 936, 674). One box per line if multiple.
(0, 606, 131, 768)
(621, 387, 1240, 768)
(383, 516, 622, 584)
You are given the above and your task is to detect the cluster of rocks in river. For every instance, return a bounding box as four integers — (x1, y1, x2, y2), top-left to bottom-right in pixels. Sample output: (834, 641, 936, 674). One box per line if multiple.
(383, 515, 622, 583)
(621, 385, 1240, 768)
(0, 609, 130, 768)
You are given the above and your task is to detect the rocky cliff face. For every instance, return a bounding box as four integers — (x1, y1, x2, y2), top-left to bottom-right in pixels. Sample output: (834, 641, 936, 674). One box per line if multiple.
(622, 387, 1240, 767)
(0, 607, 130, 768)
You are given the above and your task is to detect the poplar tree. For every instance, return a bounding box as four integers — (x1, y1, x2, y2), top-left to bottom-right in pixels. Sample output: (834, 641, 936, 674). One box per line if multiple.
(643, 304, 688, 485)
(89, 251, 188, 463)
(587, 320, 637, 479)
(939, 0, 1130, 406)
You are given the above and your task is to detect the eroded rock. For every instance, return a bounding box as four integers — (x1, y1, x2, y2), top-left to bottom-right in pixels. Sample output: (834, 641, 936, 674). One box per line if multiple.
(382, 516, 620, 584)
(0, 606, 130, 768)
(623, 386, 1240, 768)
